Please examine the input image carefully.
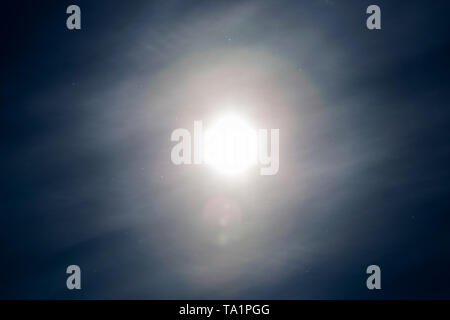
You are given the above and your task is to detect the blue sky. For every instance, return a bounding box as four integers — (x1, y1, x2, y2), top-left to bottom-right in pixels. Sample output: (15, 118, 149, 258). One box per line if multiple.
(1, 0, 450, 299)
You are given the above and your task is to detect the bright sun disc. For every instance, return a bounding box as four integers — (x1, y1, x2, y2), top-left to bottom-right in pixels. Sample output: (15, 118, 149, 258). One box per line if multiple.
(204, 114, 257, 175)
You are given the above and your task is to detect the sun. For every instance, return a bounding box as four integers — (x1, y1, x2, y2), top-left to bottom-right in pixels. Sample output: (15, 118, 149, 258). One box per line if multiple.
(203, 114, 257, 176)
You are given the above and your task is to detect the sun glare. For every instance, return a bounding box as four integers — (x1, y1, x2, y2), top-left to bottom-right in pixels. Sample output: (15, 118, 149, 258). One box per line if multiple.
(203, 114, 257, 176)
